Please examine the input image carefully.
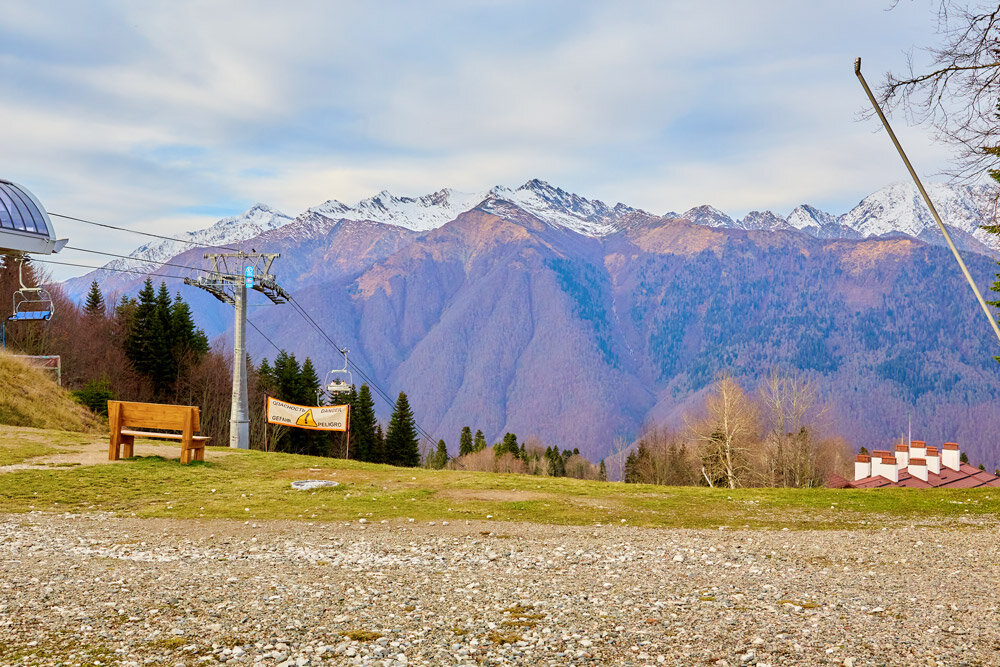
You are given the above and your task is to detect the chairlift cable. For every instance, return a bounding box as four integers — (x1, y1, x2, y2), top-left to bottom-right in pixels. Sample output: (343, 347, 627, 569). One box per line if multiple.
(285, 294, 437, 444)
(31, 220, 438, 444)
(29, 257, 189, 281)
(63, 245, 204, 273)
(47, 211, 244, 253)
(246, 317, 282, 354)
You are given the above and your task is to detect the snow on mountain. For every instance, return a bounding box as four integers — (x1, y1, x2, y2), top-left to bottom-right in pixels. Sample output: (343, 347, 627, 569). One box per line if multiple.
(738, 210, 790, 232)
(786, 204, 860, 240)
(840, 182, 997, 250)
(105, 203, 292, 275)
(480, 179, 642, 236)
(679, 205, 735, 228)
(307, 188, 487, 232)
(787, 204, 837, 231)
(306, 179, 646, 237)
(76, 179, 1000, 293)
(677, 183, 996, 253)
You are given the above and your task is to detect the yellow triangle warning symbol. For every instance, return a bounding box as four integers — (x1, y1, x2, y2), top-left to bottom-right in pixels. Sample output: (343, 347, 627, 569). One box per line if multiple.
(296, 409, 318, 427)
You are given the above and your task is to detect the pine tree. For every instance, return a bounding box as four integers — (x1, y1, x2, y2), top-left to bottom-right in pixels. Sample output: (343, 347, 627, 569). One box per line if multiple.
(430, 439, 449, 469)
(385, 391, 420, 467)
(495, 432, 519, 458)
(150, 282, 175, 388)
(257, 358, 275, 393)
(351, 384, 379, 462)
(459, 426, 473, 456)
(473, 429, 487, 452)
(599, 459, 607, 481)
(170, 293, 208, 356)
(300, 358, 321, 405)
(84, 281, 105, 318)
(372, 423, 386, 463)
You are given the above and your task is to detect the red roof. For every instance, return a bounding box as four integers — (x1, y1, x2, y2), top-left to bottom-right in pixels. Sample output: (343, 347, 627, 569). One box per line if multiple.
(843, 462, 1000, 489)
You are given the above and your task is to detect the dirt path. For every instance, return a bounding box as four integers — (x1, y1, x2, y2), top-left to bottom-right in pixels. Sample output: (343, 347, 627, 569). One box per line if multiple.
(0, 432, 234, 473)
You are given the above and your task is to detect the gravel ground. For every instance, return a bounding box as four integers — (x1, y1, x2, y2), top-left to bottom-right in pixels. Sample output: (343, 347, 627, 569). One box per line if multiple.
(1, 512, 998, 666)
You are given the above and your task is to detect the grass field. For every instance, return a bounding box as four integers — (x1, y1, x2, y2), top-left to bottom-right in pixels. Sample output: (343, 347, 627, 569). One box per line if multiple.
(2, 427, 999, 530)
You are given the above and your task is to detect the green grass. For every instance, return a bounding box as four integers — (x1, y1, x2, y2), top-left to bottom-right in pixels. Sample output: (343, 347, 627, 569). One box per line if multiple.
(0, 439, 63, 465)
(1, 440, 1000, 529)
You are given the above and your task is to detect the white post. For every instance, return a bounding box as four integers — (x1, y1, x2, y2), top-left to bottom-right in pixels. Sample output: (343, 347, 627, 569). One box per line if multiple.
(231, 283, 249, 449)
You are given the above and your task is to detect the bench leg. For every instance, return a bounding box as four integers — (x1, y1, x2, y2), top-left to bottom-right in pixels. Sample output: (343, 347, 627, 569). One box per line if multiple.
(180, 446, 190, 465)
(121, 434, 134, 459)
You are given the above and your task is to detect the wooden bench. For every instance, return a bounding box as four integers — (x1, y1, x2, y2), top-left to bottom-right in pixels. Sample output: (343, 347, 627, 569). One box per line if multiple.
(108, 400, 210, 464)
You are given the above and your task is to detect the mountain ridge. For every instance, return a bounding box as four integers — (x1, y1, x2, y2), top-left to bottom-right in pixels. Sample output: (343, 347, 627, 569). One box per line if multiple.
(59, 179, 1000, 467)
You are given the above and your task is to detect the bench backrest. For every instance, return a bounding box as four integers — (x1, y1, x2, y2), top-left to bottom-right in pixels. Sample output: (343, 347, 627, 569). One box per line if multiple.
(109, 400, 201, 431)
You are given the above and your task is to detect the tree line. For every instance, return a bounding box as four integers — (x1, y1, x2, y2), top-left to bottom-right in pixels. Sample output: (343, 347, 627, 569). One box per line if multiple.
(256, 349, 421, 467)
(621, 371, 851, 488)
(428, 425, 607, 480)
(1, 260, 425, 466)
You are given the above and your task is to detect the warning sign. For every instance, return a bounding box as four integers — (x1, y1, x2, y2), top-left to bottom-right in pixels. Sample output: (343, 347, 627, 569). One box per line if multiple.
(266, 397, 348, 431)
(296, 410, 318, 427)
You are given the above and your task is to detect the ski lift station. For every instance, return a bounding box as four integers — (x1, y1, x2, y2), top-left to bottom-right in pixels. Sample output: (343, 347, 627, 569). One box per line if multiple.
(0, 179, 67, 322)
(0, 179, 67, 255)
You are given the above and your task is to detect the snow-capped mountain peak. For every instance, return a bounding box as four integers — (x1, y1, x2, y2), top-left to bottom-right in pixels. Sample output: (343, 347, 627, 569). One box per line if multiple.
(679, 205, 735, 228)
(481, 179, 641, 236)
(106, 203, 292, 275)
(787, 204, 837, 231)
(307, 187, 487, 232)
(739, 210, 788, 231)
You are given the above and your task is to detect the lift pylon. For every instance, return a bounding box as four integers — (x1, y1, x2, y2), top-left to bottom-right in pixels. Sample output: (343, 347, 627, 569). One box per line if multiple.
(185, 251, 289, 449)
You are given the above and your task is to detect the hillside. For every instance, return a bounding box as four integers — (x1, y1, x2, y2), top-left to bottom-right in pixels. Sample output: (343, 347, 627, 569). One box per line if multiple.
(60, 180, 1000, 466)
(0, 353, 100, 433)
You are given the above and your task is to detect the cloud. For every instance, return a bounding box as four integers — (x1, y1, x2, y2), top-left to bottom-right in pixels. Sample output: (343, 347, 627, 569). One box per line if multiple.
(0, 0, 962, 278)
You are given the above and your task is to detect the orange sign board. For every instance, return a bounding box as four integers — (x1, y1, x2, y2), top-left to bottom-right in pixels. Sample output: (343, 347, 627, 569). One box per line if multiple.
(266, 396, 348, 431)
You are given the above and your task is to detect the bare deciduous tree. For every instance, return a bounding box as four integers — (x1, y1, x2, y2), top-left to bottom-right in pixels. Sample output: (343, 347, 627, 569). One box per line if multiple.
(758, 369, 853, 487)
(875, 2, 1000, 180)
(688, 375, 761, 489)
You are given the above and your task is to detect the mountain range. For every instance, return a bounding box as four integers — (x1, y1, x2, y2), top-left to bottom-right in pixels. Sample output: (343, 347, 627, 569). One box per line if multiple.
(64, 179, 1000, 467)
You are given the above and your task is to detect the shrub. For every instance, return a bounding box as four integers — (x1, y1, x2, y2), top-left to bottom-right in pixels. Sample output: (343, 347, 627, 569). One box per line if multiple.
(72, 379, 115, 416)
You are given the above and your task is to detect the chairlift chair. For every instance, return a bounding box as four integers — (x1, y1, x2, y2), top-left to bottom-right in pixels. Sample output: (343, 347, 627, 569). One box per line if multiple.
(323, 349, 353, 403)
(9, 256, 53, 321)
(0, 179, 66, 323)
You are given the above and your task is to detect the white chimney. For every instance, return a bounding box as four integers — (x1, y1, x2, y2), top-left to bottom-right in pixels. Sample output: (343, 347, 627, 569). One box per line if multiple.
(879, 456, 899, 483)
(855, 455, 871, 481)
(925, 447, 940, 475)
(895, 444, 909, 468)
(942, 443, 960, 472)
(909, 458, 928, 482)
(910, 441, 926, 460)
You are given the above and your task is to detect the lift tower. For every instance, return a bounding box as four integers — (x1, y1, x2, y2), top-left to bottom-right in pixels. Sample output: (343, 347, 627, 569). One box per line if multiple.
(185, 252, 289, 449)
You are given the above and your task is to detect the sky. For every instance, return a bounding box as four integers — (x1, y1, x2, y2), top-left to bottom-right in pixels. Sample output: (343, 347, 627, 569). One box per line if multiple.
(0, 0, 961, 279)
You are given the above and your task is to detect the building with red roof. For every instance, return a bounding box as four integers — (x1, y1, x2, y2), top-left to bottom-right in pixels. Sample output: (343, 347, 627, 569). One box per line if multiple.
(840, 441, 1000, 488)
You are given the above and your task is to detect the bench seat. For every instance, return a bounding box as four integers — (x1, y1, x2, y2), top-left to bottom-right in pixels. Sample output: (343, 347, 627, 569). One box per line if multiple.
(108, 401, 210, 464)
(119, 429, 211, 442)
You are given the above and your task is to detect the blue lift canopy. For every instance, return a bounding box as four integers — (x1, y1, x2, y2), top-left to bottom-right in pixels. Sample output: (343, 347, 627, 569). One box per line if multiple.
(0, 179, 67, 255)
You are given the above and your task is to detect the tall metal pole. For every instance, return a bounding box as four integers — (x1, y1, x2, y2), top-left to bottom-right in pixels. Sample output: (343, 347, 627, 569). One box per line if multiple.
(231, 283, 249, 449)
(185, 251, 289, 451)
(855, 57, 1000, 346)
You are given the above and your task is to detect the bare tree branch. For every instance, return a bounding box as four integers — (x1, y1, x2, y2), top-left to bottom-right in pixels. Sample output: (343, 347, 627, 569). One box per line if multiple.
(874, 2, 1000, 180)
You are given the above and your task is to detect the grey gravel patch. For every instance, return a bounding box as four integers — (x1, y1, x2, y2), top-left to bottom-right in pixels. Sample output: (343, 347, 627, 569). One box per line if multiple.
(290, 480, 340, 491)
(1, 511, 998, 666)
